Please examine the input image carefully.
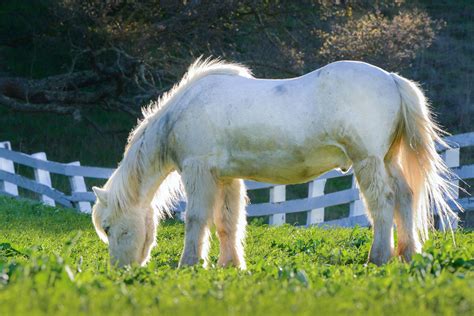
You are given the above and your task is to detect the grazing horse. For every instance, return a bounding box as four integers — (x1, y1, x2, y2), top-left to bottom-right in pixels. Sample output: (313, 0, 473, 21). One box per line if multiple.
(92, 58, 458, 268)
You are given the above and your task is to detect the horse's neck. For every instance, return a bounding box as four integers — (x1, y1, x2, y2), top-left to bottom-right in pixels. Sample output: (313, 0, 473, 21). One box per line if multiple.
(108, 108, 175, 210)
(139, 168, 172, 206)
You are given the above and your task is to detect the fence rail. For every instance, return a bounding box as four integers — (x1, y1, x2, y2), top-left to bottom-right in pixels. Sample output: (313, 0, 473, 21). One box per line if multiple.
(1, 132, 473, 227)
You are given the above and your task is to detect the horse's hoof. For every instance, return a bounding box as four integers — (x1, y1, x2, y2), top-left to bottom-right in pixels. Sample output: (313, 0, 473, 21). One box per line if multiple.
(368, 251, 393, 266)
(368, 257, 386, 266)
(178, 256, 200, 267)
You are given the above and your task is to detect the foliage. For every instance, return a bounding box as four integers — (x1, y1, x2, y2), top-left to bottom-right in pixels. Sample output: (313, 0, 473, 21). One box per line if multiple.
(2, 0, 470, 169)
(318, 10, 443, 70)
(0, 1, 443, 117)
(1, 197, 473, 315)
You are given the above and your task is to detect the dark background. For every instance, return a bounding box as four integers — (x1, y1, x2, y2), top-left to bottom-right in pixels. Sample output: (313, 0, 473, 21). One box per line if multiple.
(0, 0, 472, 224)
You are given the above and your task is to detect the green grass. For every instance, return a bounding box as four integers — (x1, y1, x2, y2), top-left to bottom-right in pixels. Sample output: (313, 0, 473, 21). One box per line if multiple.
(1, 197, 473, 316)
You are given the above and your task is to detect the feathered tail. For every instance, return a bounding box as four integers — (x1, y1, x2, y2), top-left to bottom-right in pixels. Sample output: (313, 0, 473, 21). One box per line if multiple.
(389, 73, 460, 241)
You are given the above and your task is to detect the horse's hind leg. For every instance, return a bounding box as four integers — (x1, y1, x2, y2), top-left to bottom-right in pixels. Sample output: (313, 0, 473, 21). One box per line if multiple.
(213, 179, 247, 269)
(387, 161, 421, 262)
(353, 156, 395, 265)
(179, 162, 221, 268)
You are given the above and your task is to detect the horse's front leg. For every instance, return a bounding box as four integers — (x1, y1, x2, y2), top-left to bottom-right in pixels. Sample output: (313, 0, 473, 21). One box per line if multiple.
(214, 179, 247, 269)
(179, 163, 221, 268)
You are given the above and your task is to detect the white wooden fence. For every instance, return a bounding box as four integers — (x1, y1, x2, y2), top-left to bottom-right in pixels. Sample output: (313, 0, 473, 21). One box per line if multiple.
(0, 132, 473, 228)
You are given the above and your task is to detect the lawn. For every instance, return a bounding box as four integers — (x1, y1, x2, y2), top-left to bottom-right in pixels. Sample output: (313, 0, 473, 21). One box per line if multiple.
(0, 197, 473, 316)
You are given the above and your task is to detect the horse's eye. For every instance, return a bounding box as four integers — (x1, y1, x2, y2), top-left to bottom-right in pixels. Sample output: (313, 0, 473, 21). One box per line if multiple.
(104, 226, 110, 235)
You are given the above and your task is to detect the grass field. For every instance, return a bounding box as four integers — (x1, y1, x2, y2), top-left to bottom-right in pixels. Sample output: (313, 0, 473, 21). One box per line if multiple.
(0, 197, 473, 315)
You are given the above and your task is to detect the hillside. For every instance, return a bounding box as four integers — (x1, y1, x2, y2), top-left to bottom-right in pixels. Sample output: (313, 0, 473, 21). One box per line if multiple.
(0, 0, 472, 168)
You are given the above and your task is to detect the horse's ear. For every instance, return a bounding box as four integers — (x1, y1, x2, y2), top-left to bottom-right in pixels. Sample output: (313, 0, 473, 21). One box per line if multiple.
(92, 186, 108, 205)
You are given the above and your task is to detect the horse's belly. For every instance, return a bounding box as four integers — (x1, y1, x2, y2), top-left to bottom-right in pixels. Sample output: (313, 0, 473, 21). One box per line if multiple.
(219, 144, 350, 184)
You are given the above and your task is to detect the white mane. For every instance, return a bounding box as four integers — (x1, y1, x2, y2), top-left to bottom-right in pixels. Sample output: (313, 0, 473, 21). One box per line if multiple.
(142, 57, 253, 120)
(104, 57, 253, 218)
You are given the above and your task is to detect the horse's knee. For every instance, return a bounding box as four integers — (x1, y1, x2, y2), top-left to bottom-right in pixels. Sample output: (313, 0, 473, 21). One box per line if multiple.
(186, 212, 207, 227)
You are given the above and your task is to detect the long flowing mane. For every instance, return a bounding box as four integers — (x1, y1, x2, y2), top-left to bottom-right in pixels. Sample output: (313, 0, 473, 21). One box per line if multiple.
(103, 57, 253, 218)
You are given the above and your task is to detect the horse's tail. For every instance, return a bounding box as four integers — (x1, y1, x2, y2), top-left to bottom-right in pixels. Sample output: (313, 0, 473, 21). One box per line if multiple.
(388, 73, 460, 241)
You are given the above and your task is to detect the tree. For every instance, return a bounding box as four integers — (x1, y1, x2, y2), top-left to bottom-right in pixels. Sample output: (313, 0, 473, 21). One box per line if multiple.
(0, 1, 441, 120)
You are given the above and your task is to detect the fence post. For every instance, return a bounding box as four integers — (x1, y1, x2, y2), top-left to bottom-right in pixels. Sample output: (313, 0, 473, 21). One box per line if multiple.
(269, 185, 286, 226)
(0, 141, 19, 196)
(31, 152, 55, 206)
(307, 178, 326, 225)
(68, 161, 92, 213)
(440, 148, 460, 230)
(349, 175, 365, 217)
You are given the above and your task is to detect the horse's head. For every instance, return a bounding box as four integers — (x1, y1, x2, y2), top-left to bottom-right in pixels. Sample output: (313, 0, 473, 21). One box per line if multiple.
(91, 186, 157, 267)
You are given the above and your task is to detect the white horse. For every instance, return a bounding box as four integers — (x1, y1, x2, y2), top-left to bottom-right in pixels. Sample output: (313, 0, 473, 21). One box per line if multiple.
(92, 57, 458, 268)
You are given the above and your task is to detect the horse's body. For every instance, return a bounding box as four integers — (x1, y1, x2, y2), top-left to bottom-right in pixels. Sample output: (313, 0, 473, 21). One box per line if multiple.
(171, 62, 397, 184)
(92, 58, 457, 268)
